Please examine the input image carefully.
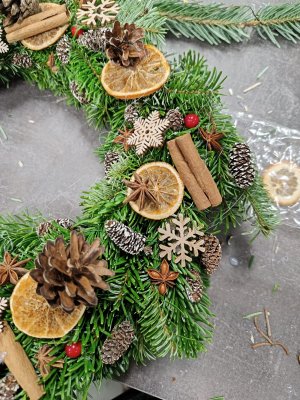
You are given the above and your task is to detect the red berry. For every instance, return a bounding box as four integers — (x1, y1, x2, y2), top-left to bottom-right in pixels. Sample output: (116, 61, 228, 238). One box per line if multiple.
(184, 114, 200, 129)
(71, 26, 84, 38)
(65, 342, 82, 358)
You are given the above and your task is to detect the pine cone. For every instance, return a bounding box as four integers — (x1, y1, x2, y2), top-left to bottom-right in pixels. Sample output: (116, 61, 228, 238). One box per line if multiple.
(69, 81, 88, 105)
(0, 374, 19, 400)
(101, 321, 134, 365)
(11, 53, 32, 68)
(186, 270, 203, 303)
(1, 0, 40, 25)
(124, 104, 139, 124)
(78, 28, 109, 52)
(104, 151, 120, 176)
(105, 21, 146, 67)
(166, 108, 183, 131)
(30, 231, 115, 313)
(229, 143, 255, 189)
(105, 220, 146, 255)
(36, 218, 73, 236)
(201, 235, 221, 275)
(56, 35, 71, 65)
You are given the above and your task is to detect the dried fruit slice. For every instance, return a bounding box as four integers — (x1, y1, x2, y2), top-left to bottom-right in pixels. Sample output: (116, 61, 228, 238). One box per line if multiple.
(101, 45, 170, 100)
(21, 3, 69, 51)
(10, 273, 85, 338)
(262, 161, 300, 206)
(127, 162, 184, 220)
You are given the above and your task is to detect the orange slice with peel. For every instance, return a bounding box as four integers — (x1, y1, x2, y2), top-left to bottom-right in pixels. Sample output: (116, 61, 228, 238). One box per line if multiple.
(21, 3, 69, 51)
(262, 161, 300, 206)
(127, 162, 184, 220)
(10, 273, 85, 338)
(101, 44, 170, 100)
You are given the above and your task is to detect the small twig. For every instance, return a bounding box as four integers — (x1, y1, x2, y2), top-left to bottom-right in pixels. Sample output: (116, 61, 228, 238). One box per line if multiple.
(254, 317, 272, 344)
(251, 342, 272, 350)
(273, 342, 289, 356)
(264, 308, 272, 338)
(251, 311, 289, 356)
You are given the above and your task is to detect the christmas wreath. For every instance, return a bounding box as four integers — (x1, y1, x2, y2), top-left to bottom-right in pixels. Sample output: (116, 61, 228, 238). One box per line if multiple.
(0, 0, 282, 399)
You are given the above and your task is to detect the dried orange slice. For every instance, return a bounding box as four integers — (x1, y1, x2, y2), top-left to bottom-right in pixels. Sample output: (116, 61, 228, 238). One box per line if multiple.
(101, 44, 170, 100)
(127, 162, 184, 220)
(21, 3, 69, 51)
(262, 161, 300, 206)
(10, 273, 85, 338)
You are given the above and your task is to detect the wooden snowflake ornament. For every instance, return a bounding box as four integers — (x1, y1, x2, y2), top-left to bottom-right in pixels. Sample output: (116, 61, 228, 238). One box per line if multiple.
(158, 214, 205, 267)
(127, 111, 170, 156)
(77, 0, 120, 27)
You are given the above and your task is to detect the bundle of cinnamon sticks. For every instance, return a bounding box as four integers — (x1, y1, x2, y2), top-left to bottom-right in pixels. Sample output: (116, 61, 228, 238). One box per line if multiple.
(168, 133, 222, 210)
(4, 4, 69, 43)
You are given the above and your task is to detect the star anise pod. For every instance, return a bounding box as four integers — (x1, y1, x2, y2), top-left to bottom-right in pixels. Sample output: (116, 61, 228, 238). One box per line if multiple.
(199, 127, 224, 152)
(113, 127, 134, 152)
(123, 173, 158, 211)
(147, 259, 179, 295)
(0, 252, 31, 286)
(36, 345, 64, 377)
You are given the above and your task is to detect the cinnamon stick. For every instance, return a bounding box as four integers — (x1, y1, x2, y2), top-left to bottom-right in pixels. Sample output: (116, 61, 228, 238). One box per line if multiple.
(168, 139, 211, 210)
(6, 11, 69, 43)
(175, 133, 222, 207)
(0, 323, 44, 400)
(4, 4, 67, 34)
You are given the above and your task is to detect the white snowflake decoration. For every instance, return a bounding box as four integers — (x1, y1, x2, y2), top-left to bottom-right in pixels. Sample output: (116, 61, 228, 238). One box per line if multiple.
(0, 27, 9, 54)
(128, 111, 170, 156)
(77, 0, 120, 27)
(158, 214, 205, 268)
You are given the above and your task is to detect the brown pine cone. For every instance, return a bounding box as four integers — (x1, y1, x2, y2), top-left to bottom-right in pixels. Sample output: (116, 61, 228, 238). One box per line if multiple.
(30, 231, 115, 313)
(105, 21, 146, 67)
(101, 321, 134, 365)
(201, 235, 222, 275)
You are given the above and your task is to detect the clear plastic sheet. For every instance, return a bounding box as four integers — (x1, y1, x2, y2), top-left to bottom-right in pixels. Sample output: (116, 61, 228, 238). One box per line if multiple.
(232, 112, 300, 229)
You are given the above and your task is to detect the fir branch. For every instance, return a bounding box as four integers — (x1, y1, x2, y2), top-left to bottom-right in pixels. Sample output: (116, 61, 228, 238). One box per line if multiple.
(117, 0, 167, 48)
(154, 0, 300, 46)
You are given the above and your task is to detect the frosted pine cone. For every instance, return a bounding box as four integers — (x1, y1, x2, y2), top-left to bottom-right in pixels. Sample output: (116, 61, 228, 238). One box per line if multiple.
(78, 28, 109, 52)
(104, 151, 120, 176)
(69, 81, 88, 104)
(105, 220, 146, 255)
(186, 270, 203, 303)
(166, 108, 184, 131)
(12, 53, 33, 68)
(229, 143, 255, 189)
(56, 35, 71, 65)
(124, 104, 139, 124)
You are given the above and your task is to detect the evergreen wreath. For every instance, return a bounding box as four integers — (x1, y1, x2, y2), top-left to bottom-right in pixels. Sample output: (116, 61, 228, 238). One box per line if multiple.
(0, 0, 282, 399)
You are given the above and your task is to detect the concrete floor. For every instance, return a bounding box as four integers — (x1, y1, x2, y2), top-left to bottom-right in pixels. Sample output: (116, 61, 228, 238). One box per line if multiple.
(1, 0, 300, 399)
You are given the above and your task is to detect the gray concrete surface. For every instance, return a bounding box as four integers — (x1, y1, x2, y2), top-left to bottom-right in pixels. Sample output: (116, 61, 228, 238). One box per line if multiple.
(1, 1, 300, 399)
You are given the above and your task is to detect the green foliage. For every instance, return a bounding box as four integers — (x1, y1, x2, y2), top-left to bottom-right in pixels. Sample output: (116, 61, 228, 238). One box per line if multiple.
(0, 49, 18, 86)
(154, 0, 300, 47)
(255, 3, 300, 46)
(154, 0, 251, 45)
